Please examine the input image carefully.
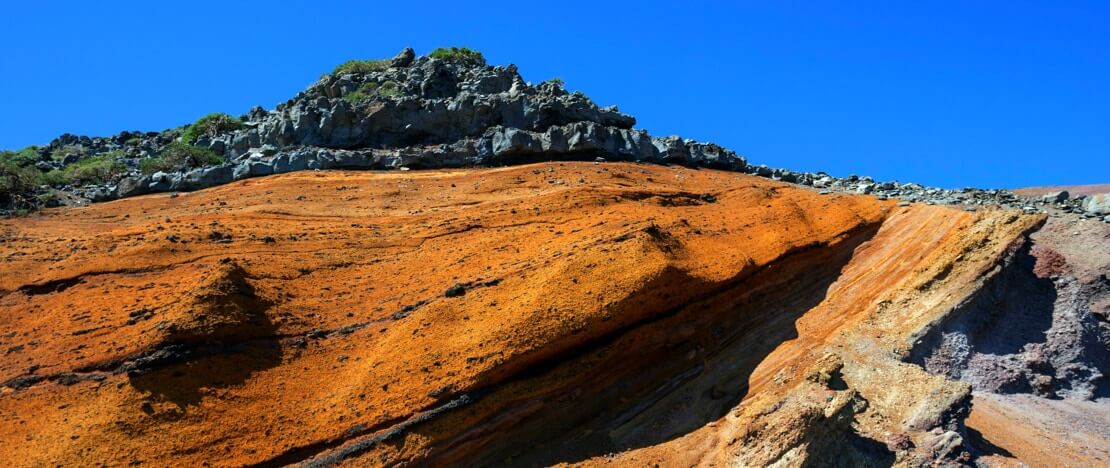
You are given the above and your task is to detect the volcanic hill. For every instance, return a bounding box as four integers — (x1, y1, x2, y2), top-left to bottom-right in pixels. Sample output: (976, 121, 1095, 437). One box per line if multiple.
(1, 48, 1108, 467)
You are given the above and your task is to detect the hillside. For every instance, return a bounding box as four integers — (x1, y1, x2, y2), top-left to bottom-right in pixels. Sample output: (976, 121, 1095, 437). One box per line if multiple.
(0, 48, 1108, 467)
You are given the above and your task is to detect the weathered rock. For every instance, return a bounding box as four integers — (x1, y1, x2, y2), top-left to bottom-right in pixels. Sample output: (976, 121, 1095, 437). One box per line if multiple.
(1084, 193, 1110, 215)
(390, 47, 415, 68)
(1041, 191, 1070, 203)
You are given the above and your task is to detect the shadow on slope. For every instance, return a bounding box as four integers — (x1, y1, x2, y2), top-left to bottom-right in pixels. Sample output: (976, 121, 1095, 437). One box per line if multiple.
(125, 261, 283, 409)
(418, 223, 889, 466)
(909, 238, 1109, 399)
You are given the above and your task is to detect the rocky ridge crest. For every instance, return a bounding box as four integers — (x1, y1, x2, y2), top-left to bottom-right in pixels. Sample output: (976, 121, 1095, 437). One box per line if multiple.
(4, 48, 1107, 221)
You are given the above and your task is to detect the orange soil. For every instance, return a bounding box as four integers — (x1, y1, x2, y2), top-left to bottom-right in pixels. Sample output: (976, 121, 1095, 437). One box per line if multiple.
(0, 162, 1045, 466)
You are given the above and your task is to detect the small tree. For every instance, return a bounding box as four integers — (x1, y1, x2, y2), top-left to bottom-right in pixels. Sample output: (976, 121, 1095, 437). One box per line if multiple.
(0, 160, 43, 206)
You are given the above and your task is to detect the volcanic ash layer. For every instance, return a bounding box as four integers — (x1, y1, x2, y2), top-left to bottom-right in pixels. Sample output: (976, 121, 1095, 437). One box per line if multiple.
(0, 162, 1105, 467)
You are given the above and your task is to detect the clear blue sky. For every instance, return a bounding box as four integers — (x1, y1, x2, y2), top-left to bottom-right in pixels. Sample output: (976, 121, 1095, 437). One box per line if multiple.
(2, 1, 1107, 188)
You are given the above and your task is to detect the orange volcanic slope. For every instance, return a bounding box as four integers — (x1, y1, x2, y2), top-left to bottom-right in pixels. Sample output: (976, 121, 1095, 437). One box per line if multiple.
(0, 162, 1044, 466)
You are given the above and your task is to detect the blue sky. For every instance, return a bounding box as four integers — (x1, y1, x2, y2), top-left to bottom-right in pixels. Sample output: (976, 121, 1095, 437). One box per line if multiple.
(1, 1, 1106, 188)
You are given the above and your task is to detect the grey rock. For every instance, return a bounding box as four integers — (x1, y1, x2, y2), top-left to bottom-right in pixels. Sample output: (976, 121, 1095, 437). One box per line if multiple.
(1041, 191, 1070, 203)
(390, 47, 415, 68)
(1083, 193, 1110, 215)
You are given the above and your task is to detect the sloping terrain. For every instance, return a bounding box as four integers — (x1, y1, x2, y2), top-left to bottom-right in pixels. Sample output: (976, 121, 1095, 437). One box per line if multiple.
(4, 162, 1097, 467)
(1013, 184, 1110, 198)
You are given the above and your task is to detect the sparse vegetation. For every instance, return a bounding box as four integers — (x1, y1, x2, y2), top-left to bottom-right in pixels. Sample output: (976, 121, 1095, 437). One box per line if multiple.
(181, 113, 244, 145)
(40, 169, 67, 187)
(141, 142, 224, 174)
(343, 81, 380, 103)
(428, 47, 485, 66)
(379, 81, 401, 97)
(331, 59, 389, 76)
(62, 152, 128, 185)
(1, 146, 42, 167)
(343, 80, 402, 103)
(50, 145, 85, 162)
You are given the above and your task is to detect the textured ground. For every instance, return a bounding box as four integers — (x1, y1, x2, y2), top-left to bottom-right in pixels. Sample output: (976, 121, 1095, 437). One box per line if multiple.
(1013, 183, 1110, 197)
(0, 162, 1091, 466)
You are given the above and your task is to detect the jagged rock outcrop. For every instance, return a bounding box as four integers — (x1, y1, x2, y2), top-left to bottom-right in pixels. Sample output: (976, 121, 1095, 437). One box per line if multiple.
(11, 47, 1098, 221)
(114, 52, 747, 198)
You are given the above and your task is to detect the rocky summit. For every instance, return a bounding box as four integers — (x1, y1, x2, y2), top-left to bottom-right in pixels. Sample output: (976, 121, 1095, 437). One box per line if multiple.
(5, 48, 1107, 221)
(0, 48, 1108, 467)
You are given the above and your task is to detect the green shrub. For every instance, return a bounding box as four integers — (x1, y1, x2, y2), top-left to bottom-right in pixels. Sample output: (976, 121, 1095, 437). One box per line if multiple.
(0, 160, 43, 204)
(50, 145, 85, 162)
(125, 137, 142, 146)
(343, 81, 380, 103)
(0, 146, 42, 167)
(428, 47, 486, 65)
(181, 113, 244, 144)
(141, 142, 224, 174)
(36, 192, 58, 206)
(63, 152, 128, 185)
(331, 59, 389, 76)
(40, 169, 67, 187)
(378, 81, 401, 97)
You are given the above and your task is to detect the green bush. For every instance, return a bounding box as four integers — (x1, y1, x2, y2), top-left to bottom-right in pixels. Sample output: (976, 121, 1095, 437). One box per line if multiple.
(63, 152, 128, 185)
(181, 113, 244, 144)
(141, 142, 224, 174)
(50, 145, 85, 162)
(343, 80, 403, 103)
(331, 59, 389, 76)
(0, 160, 43, 204)
(343, 81, 380, 103)
(378, 81, 401, 97)
(40, 169, 67, 187)
(0, 146, 42, 167)
(428, 47, 485, 66)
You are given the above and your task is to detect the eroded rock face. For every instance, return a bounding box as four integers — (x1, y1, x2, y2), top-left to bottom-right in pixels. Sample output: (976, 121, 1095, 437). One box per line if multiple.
(910, 217, 1110, 400)
(2, 162, 1074, 467)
